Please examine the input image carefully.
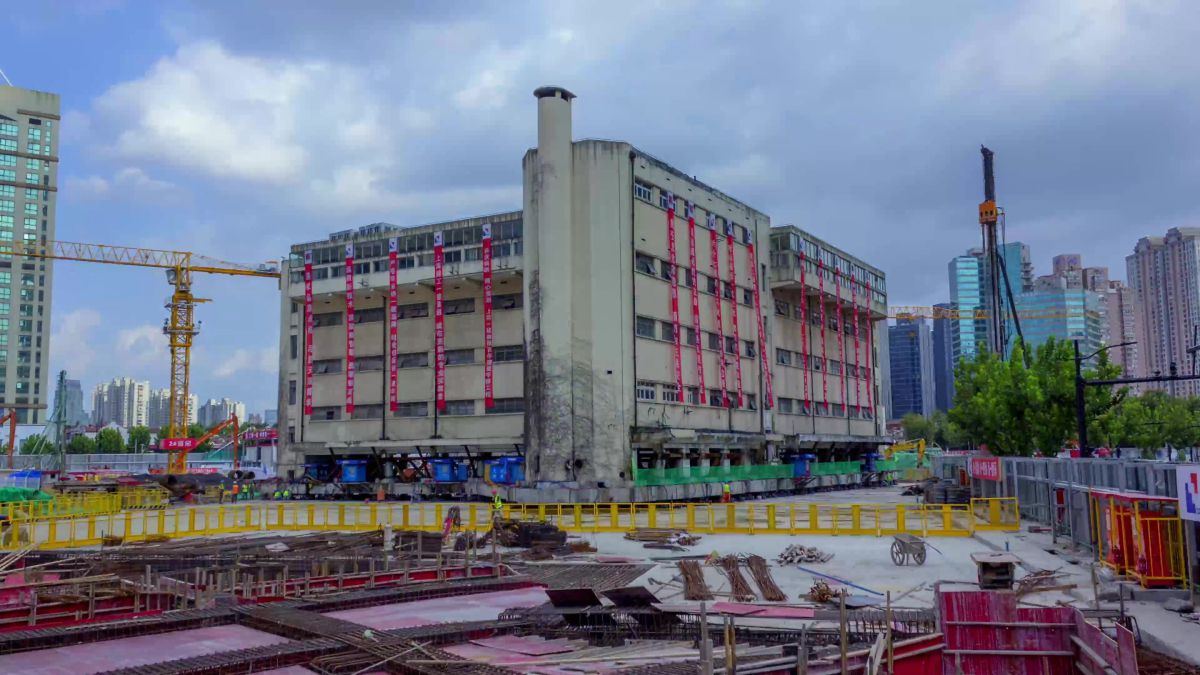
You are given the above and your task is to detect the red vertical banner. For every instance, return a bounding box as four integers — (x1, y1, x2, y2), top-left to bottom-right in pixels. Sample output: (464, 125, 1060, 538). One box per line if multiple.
(798, 251, 810, 413)
(708, 215, 729, 407)
(687, 203, 705, 398)
(388, 238, 399, 412)
(835, 268, 848, 418)
(725, 223, 743, 408)
(748, 241, 773, 409)
(818, 257, 828, 413)
(344, 243, 356, 415)
(303, 250, 314, 415)
(482, 223, 494, 409)
(865, 281, 875, 417)
(666, 193, 683, 400)
(434, 232, 446, 411)
(850, 272, 861, 417)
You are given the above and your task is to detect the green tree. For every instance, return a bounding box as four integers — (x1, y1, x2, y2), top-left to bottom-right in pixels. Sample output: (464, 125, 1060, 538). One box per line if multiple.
(67, 434, 96, 454)
(127, 426, 152, 452)
(900, 413, 934, 441)
(20, 434, 52, 455)
(95, 428, 125, 453)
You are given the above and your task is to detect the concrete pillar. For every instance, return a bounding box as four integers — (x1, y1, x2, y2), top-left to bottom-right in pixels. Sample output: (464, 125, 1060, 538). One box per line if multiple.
(524, 86, 577, 483)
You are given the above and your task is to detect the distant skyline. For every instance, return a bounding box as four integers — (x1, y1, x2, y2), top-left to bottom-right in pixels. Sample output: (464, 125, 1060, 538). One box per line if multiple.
(4, 2, 1199, 414)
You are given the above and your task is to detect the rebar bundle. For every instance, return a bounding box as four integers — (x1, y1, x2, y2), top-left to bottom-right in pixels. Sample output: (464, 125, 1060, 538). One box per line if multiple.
(678, 560, 712, 600)
(746, 555, 786, 602)
(718, 555, 756, 601)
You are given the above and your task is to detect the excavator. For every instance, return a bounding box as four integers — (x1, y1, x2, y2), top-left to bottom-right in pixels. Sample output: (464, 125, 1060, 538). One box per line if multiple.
(164, 415, 240, 475)
(885, 438, 927, 466)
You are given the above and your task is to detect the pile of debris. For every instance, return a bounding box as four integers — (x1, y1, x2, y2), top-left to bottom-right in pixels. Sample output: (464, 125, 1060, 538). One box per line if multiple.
(624, 528, 701, 548)
(807, 580, 837, 603)
(482, 519, 567, 549)
(776, 544, 834, 565)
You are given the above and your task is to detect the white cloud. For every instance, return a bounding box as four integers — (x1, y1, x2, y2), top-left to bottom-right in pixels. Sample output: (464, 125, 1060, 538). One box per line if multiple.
(115, 324, 168, 369)
(50, 309, 102, 378)
(64, 167, 184, 203)
(63, 175, 111, 198)
(214, 347, 277, 378)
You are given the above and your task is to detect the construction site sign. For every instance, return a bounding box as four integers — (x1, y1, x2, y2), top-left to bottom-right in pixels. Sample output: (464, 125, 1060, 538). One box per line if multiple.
(482, 224, 494, 409)
(160, 438, 197, 451)
(434, 231, 446, 411)
(969, 456, 1003, 481)
(687, 202, 705, 398)
(303, 249, 314, 416)
(666, 193, 683, 400)
(388, 237, 399, 412)
(344, 243, 356, 414)
(1177, 465, 1200, 522)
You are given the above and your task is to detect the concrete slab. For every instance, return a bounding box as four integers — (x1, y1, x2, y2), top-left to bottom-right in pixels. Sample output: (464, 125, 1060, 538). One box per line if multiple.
(0, 625, 290, 675)
(322, 587, 549, 630)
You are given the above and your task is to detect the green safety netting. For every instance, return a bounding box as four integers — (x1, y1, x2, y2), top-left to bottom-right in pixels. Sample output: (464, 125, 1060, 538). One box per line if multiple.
(632, 464, 794, 486)
(809, 461, 863, 476)
(0, 487, 54, 503)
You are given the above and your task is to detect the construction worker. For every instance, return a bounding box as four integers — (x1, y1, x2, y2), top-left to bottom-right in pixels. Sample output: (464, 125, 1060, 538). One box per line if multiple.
(273, 488, 282, 500)
(491, 490, 503, 523)
(231, 482, 240, 503)
(282, 488, 291, 500)
(217, 484, 225, 504)
(721, 483, 732, 503)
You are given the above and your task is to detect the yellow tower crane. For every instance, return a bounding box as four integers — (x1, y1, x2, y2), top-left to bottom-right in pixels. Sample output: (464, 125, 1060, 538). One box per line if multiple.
(16, 240, 280, 452)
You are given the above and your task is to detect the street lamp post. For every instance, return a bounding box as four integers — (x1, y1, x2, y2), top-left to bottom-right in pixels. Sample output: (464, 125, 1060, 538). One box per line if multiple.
(1074, 339, 1137, 458)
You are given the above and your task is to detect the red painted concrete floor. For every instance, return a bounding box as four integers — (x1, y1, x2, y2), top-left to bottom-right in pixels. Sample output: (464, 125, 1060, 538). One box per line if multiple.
(323, 587, 550, 630)
(0, 625, 290, 675)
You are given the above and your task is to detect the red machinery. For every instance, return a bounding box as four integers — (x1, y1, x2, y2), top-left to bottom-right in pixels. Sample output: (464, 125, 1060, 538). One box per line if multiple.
(1090, 488, 1185, 588)
(163, 415, 239, 474)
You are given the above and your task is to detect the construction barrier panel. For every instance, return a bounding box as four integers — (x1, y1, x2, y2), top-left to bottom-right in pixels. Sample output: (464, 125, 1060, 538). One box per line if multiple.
(1, 488, 168, 522)
(0, 497, 1020, 550)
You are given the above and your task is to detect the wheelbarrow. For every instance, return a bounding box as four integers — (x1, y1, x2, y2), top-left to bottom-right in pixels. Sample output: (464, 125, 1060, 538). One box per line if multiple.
(890, 533, 939, 566)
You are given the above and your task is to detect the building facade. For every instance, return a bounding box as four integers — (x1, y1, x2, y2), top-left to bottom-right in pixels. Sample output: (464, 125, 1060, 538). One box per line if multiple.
(932, 302, 954, 411)
(1010, 274, 1104, 355)
(888, 318, 935, 419)
(197, 398, 246, 428)
(91, 377, 150, 428)
(58, 377, 87, 427)
(147, 389, 197, 431)
(948, 250, 986, 366)
(0, 86, 59, 424)
(1127, 229, 1200, 397)
(275, 87, 889, 498)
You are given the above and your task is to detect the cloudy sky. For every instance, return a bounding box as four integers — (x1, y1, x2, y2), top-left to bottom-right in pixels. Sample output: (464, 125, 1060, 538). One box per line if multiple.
(2, 0, 1198, 416)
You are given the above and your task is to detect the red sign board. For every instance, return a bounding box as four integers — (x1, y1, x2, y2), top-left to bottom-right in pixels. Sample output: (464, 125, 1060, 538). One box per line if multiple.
(969, 456, 1003, 481)
(242, 429, 278, 442)
(160, 437, 198, 451)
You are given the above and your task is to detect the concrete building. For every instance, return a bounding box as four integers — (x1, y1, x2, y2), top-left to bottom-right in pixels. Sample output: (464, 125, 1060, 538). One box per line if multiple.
(147, 388, 197, 431)
(276, 87, 889, 499)
(1127, 229, 1200, 397)
(264, 409, 277, 426)
(0, 86, 59, 423)
(91, 377, 150, 428)
(932, 302, 955, 411)
(197, 398, 245, 428)
(888, 318, 935, 420)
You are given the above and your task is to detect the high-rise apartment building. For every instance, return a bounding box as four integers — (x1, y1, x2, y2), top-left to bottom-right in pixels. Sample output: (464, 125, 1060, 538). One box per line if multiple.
(948, 250, 986, 367)
(147, 388, 197, 430)
(0, 86, 59, 423)
(1127, 229, 1200, 397)
(91, 377, 150, 427)
(932, 302, 954, 411)
(198, 398, 245, 428)
(888, 318, 935, 419)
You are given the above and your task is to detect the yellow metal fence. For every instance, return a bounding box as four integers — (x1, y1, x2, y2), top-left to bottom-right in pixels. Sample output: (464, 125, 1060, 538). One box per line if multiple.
(0, 497, 1019, 550)
(1, 488, 168, 522)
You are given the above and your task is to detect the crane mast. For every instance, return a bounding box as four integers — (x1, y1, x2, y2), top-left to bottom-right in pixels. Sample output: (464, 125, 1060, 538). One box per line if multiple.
(978, 146, 1007, 358)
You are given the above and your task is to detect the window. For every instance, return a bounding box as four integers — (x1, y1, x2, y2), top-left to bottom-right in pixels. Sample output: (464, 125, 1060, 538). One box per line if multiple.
(829, 360, 841, 375)
(493, 345, 524, 362)
(444, 399, 476, 416)
(636, 381, 656, 401)
(355, 308, 385, 323)
(24, 188, 39, 200)
(445, 348, 475, 365)
(775, 300, 789, 316)
(288, 380, 297, 405)
(352, 405, 384, 419)
(722, 282, 733, 300)
(23, 204, 36, 215)
(357, 355, 385, 371)
(687, 386, 702, 405)
(398, 351, 429, 368)
(395, 401, 429, 417)
(0, 200, 12, 213)
(313, 312, 342, 327)
(635, 253, 656, 275)
(800, 400, 813, 415)
(494, 293, 522, 310)
(811, 357, 823, 371)
(487, 398, 525, 414)
(660, 260, 674, 281)
(706, 276, 718, 294)
(828, 315, 840, 331)
(18, 320, 31, 332)
(660, 321, 675, 342)
(746, 394, 758, 411)
(778, 397, 794, 414)
(744, 340, 756, 358)
(662, 385, 681, 403)
(26, 128, 40, 141)
(0, 140, 15, 152)
(313, 359, 342, 374)
(833, 403, 845, 417)
(0, 155, 13, 167)
(0, 123, 17, 137)
(681, 266, 693, 287)
(445, 298, 475, 315)
(776, 348, 792, 366)
(311, 406, 341, 421)
(684, 327, 698, 346)
(708, 389, 724, 406)
(742, 288, 753, 305)
(289, 335, 298, 359)
(634, 182, 653, 202)
(397, 302, 428, 319)
(636, 316, 656, 338)
(724, 336, 736, 354)
(659, 192, 671, 208)
(0, 186, 11, 197)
